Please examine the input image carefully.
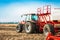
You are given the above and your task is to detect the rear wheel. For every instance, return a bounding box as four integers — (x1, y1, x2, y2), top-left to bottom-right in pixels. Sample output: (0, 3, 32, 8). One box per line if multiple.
(16, 24, 23, 33)
(25, 22, 35, 33)
(43, 24, 55, 36)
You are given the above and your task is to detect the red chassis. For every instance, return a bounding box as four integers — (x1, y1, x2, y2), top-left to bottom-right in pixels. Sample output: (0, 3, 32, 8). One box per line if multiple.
(46, 32, 60, 40)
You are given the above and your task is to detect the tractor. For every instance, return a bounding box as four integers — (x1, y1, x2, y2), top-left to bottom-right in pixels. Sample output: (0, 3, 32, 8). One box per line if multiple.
(16, 5, 60, 36)
(16, 13, 38, 33)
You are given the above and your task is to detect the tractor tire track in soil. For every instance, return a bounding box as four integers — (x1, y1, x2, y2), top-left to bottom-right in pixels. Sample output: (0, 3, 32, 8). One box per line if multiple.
(0, 27, 15, 31)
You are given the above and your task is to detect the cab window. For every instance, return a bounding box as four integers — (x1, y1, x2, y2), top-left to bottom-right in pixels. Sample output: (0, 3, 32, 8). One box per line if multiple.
(31, 14, 38, 21)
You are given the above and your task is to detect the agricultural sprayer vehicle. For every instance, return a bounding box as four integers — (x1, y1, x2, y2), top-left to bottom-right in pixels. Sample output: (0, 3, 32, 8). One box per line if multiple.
(16, 5, 60, 35)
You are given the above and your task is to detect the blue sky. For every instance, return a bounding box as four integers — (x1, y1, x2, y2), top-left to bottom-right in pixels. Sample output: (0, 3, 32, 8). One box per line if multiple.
(0, 0, 60, 22)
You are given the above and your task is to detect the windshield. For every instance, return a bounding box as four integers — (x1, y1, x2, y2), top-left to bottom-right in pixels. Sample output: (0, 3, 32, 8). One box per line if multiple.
(31, 14, 38, 21)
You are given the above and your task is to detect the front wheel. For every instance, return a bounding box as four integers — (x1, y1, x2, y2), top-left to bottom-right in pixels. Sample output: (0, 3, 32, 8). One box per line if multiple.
(16, 24, 23, 33)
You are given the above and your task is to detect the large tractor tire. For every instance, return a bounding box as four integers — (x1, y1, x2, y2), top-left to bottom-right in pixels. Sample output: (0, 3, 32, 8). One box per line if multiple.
(25, 22, 35, 33)
(43, 24, 55, 36)
(16, 24, 23, 33)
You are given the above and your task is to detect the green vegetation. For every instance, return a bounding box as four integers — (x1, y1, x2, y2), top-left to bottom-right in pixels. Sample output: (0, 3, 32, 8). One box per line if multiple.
(0, 22, 18, 24)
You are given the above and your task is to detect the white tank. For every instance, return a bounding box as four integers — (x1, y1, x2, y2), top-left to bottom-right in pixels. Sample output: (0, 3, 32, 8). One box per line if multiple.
(51, 8, 60, 20)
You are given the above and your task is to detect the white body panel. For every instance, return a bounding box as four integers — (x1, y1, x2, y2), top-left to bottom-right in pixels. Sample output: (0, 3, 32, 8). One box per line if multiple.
(51, 8, 60, 20)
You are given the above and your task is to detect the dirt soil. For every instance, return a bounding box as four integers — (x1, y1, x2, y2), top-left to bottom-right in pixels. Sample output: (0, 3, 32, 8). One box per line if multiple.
(0, 24, 45, 40)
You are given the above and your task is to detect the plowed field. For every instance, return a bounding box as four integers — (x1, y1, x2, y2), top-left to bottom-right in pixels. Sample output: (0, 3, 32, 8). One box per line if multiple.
(0, 24, 45, 40)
